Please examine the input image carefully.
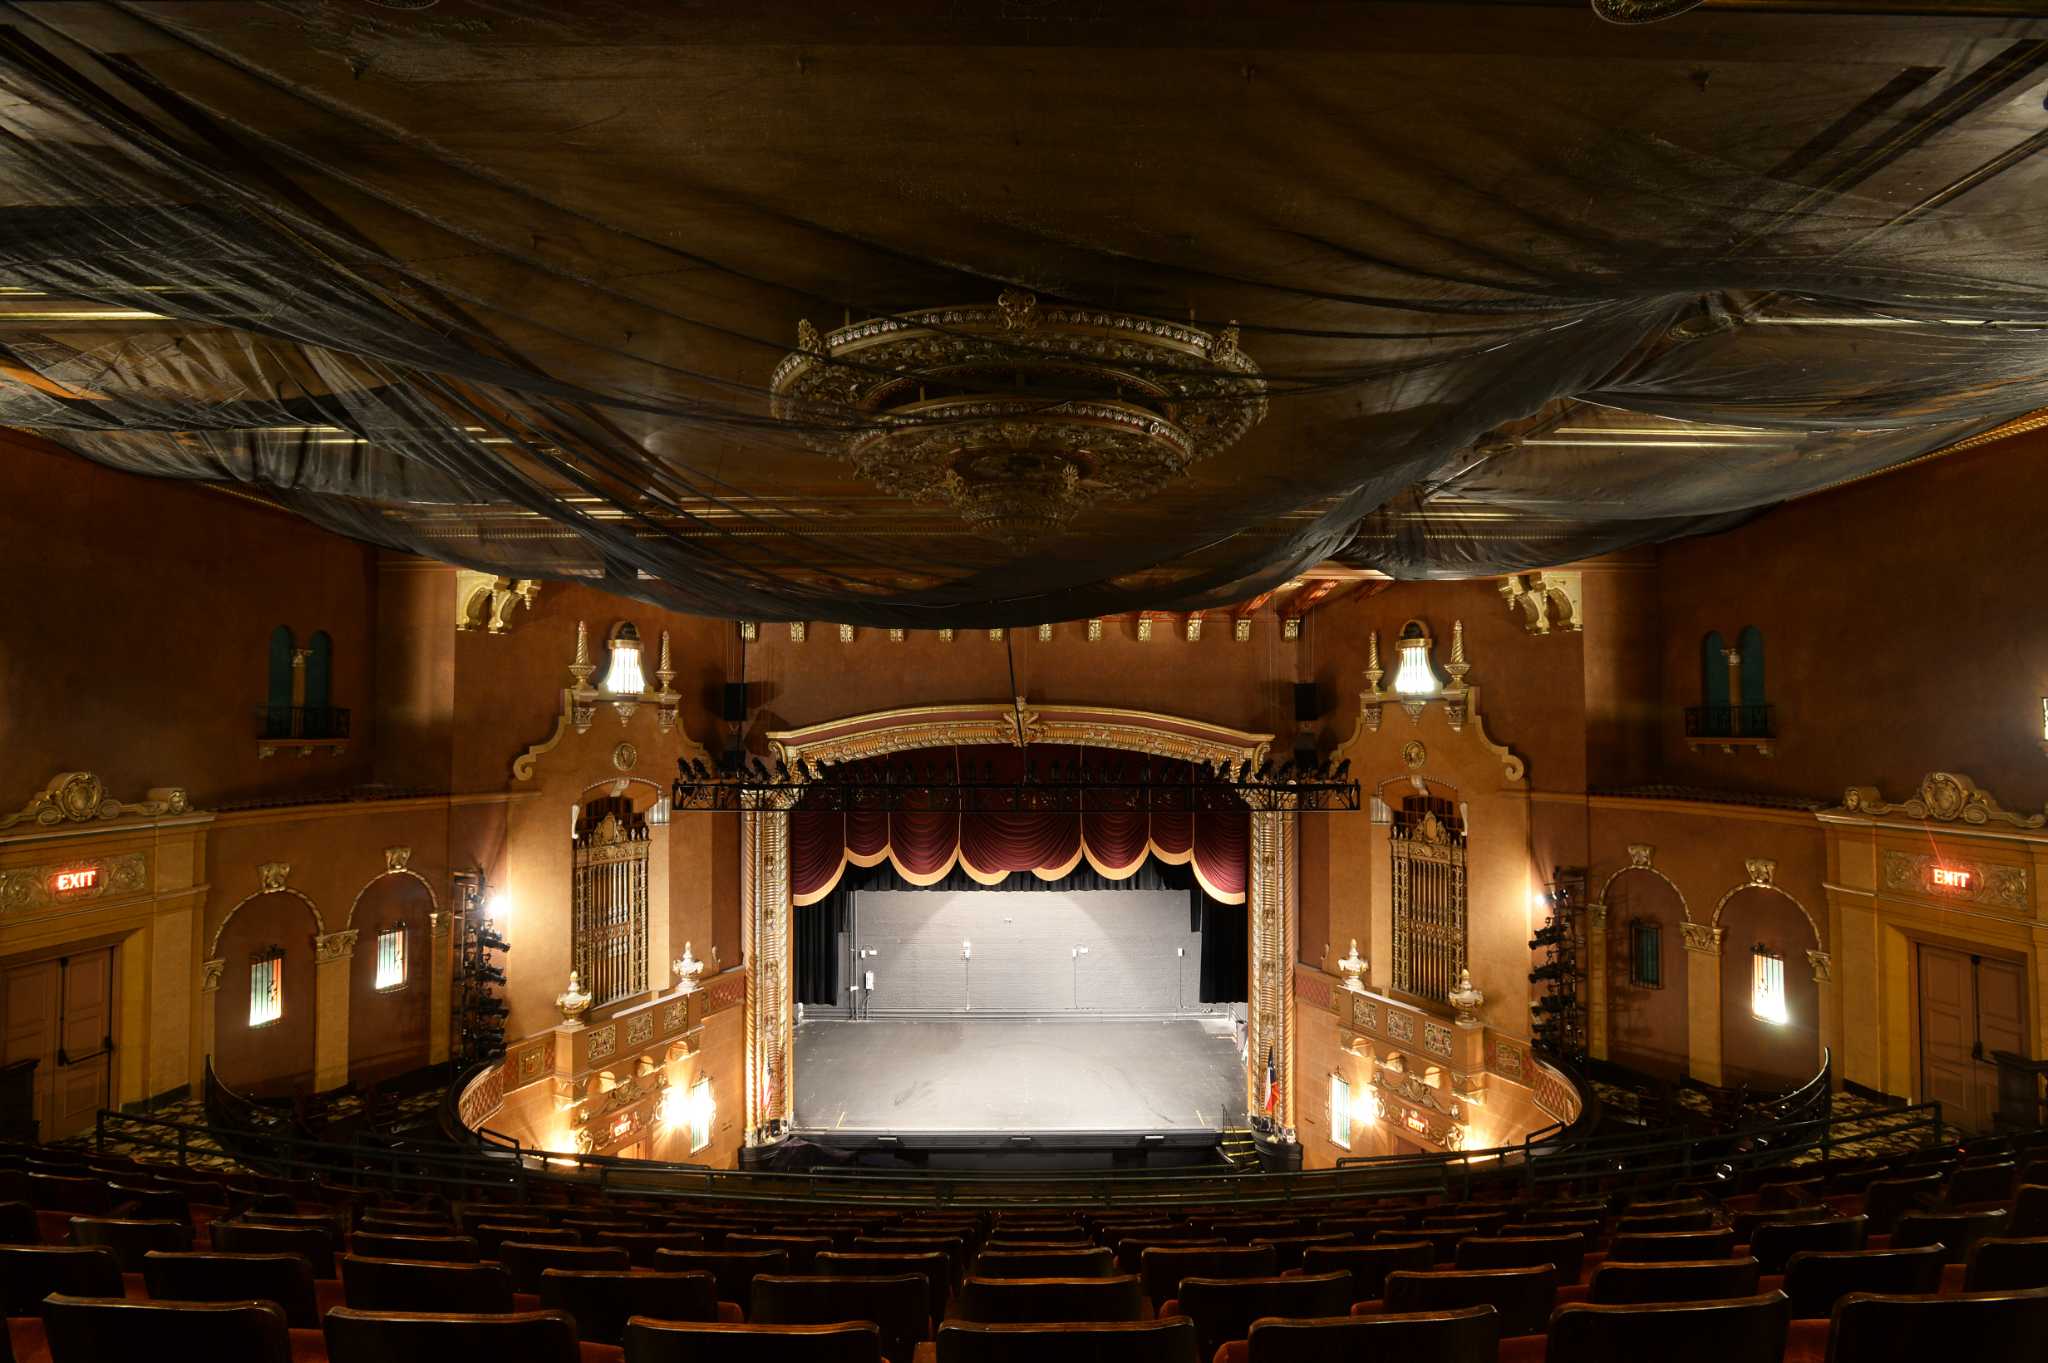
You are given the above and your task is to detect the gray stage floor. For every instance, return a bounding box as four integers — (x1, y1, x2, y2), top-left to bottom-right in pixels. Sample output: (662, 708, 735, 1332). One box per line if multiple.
(792, 1017, 1248, 1133)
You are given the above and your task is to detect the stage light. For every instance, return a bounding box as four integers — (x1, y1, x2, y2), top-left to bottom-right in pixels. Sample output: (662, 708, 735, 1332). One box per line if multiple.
(602, 621, 647, 694)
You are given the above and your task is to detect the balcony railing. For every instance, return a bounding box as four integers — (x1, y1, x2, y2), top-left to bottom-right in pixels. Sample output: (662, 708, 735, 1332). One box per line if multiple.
(1684, 704, 1773, 741)
(255, 705, 352, 741)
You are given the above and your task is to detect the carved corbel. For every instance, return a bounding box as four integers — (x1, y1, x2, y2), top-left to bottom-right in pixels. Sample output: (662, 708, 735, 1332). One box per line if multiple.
(1680, 921, 1723, 955)
(384, 846, 412, 873)
(313, 930, 359, 963)
(200, 959, 226, 993)
(1745, 858, 1777, 887)
(456, 571, 541, 634)
(1807, 949, 1832, 983)
(258, 862, 292, 892)
(1499, 570, 1581, 635)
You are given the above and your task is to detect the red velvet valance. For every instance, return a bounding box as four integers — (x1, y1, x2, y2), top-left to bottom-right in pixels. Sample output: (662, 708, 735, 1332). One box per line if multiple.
(789, 744, 1249, 905)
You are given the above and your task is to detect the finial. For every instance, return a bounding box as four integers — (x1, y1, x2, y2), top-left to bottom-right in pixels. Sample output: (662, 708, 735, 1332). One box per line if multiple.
(568, 620, 596, 690)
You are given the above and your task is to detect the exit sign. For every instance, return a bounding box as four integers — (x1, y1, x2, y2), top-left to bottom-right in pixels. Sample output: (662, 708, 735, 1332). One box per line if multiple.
(51, 866, 99, 894)
(1932, 867, 1973, 891)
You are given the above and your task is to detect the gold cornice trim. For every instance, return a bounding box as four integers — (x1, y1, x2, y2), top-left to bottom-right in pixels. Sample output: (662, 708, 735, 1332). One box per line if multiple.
(1837, 772, 2045, 831)
(1587, 794, 1823, 828)
(765, 702, 1273, 767)
(206, 792, 516, 829)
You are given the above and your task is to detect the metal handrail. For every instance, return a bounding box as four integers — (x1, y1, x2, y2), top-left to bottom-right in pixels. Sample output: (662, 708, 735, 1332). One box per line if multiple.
(93, 1091, 1951, 1212)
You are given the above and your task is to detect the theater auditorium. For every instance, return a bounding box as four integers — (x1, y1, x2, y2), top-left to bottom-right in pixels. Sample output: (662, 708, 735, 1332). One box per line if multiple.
(4, 2, 2048, 1360)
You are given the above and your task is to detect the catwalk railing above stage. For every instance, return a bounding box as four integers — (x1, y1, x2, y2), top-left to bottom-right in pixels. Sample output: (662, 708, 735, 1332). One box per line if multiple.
(671, 754, 1362, 814)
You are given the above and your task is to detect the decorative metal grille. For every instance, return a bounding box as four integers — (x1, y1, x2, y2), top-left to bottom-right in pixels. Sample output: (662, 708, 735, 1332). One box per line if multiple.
(249, 953, 283, 1027)
(572, 796, 650, 1008)
(1390, 796, 1466, 1003)
(374, 926, 407, 990)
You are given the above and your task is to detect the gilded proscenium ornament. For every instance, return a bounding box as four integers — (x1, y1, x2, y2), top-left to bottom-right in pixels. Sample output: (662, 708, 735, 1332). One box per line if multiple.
(769, 292, 1268, 548)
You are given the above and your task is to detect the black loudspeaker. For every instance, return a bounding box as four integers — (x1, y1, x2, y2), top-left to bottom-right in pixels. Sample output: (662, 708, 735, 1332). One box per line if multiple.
(722, 682, 749, 722)
(1293, 682, 1320, 723)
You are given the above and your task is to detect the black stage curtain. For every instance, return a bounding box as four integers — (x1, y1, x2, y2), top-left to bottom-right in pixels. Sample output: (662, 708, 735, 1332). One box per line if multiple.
(797, 857, 1246, 1005)
(794, 896, 843, 1006)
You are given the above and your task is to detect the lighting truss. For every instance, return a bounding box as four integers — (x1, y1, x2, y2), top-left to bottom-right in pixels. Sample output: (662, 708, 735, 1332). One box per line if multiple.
(670, 754, 1361, 813)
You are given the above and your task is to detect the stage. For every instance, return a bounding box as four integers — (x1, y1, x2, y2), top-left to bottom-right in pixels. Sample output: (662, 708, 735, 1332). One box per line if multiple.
(791, 1016, 1246, 1164)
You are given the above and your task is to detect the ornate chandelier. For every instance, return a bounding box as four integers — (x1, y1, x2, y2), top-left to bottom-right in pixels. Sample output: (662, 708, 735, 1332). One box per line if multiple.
(769, 290, 1268, 548)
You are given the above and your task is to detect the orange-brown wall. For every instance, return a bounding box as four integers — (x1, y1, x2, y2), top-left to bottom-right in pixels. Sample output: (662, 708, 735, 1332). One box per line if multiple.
(0, 432, 379, 806)
(1653, 433, 2048, 809)
(347, 875, 437, 1084)
(212, 892, 319, 1096)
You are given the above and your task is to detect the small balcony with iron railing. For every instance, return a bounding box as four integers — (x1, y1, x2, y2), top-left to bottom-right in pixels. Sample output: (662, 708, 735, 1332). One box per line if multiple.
(255, 705, 351, 758)
(1684, 703, 1774, 756)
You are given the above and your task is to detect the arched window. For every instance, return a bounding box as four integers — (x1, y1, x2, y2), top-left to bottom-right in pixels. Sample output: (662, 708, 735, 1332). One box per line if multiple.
(1698, 631, 1730, 737)
(264, 627, 295, 739)
(303, 630, 335, 738)
(1737, 625, 1766, 707)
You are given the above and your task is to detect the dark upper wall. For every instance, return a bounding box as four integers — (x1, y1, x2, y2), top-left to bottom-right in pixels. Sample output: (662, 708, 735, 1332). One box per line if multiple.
(0, 433, 379, 807)
(1653, 432, 2048, 810)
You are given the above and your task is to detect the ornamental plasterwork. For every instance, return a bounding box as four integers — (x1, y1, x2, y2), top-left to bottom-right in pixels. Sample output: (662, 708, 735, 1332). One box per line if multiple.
(0, 772, 190, 832)
(1881, 850, 2030, 913)
(455, 571, 541, 634)
(766, 703, 1271, 769)
(1841, 772, 2046, 830)
(313, 930, 358, 963)
(0, 852, 149, 915)
(1680, 921, 1723, 954)
(1376, 1065, 1466, 1121)
(1808, 950, 1833, 983)
(1498, 570, 1582, 635)
(1422, 1020, 1454, 1058)
(1385, 1010, 1416, 1043)
(625, 1012, 655, 1047)
(586, 1024, 618, 1063)
(200, 959, 225, 992)
(258, 862, 292, 892)
(384, 846, 412, 873)
(1628, 844, 1655, 868)
(1591, 0, 1707, 22)
(662, 1001, 685, 1032)
(1745, 859, 1776, 887)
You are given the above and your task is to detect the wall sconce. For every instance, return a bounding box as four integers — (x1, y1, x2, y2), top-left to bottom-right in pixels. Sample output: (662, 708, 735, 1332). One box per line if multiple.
(568, 619, 680, 733)
(1362, 618, 1473, 732)
(2039, 697, 2046, 756)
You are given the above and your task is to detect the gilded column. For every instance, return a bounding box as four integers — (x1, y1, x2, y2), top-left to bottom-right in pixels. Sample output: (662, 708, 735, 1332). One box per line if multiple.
(1249, 807, 1297, 1131)
(742, 796, 794, 1144)
(1585, 901, 1610, 1061)
(1680, 921, 1724, 1087)
(312, 930, 358, 1092)
(428, 911, 454, 1065)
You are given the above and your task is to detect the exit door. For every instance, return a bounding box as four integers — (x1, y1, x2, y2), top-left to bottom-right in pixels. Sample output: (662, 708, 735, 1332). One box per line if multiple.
(1919, 944, 2026, 1133)
(0, 949, 115, 1140)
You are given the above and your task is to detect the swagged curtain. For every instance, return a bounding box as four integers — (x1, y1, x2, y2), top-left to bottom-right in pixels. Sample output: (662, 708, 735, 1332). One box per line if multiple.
(788, 745, 1249, 906)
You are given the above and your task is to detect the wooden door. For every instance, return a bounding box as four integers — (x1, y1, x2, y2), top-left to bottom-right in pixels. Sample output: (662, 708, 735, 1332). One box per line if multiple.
(1976, 958, 2028, 1129)
(1, 960, 59, 1138)
(1919, 945, 1978, 1122)
(55, 950, 113, 1138)
(1919, 944, 2028, 1132)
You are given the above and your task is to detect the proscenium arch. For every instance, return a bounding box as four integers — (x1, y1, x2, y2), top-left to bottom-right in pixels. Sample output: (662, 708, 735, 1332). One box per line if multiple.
(744, 702, 1286, 1146)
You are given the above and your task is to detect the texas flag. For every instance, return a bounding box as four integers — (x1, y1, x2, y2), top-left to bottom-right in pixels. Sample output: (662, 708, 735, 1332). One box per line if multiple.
(1262, 1049, 1279, 1116)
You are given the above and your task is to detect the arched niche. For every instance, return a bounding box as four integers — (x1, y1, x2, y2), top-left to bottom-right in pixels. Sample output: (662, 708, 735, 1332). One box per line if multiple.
(1717, 885, 1822, 1087)
(211, 891, 319, 1095)
(346, 872, 436, 1085)
(1603, 869, 1689, 1079)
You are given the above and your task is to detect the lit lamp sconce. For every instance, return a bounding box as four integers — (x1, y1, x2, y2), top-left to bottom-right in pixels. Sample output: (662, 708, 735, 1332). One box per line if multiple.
(2039, 697, 2047, 756)
(567, 619, 680, 733)
(1361, 619, 1472, 732)
(1337, 939, 1368, 994)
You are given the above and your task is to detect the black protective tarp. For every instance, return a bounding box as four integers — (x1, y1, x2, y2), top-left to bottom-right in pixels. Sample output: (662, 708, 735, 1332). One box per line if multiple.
(2, 6, 2047, 622)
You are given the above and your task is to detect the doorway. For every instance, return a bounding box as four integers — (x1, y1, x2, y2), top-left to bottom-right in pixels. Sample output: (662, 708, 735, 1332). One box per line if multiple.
(1, 947, 116, 1140)
(1918, 942, 2026, 1132)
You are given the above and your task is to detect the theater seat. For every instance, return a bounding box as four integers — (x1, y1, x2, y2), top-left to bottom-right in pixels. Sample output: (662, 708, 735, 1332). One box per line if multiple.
(1748, 1217, 1867, 1274)
(323, 1308, 582, 1363)
(1454, 1234, 1586, 1283)
(1890, 1209, 2010, 1264)
(1822, 1286, 2048, 1363)
(751, 1273, 928, 1363)
(623, 1318, 881, 1363)
(974, 1247, 1113, 1279)
(1963, 1236, 2048, 1292)
(141, 1250, 320, 1328)
(1172, 1272, 1352, 1360)
(650, 1248, 788, 1312)
(819, 1250, 952, 1321)
(0, 1246, 123, 1316)
(1139, 1246, 1277, 1308)
(1233, 1305, 1498, 1363)
(41, 1293, 290, 1363)
(1588, 1257, 1762, 1304)
(1299, 1241, 1432, 1301)
(1545, 1291, 1789, 1363)
(536, 1269, 720, 1345)
(212, 1221, 339, 1278)
(497, 1244, 629, 1295)
(65, 1218, 190, 1272)
(932, 1318, 1199, 1363)
(1374, 1266, 1555, 1338)
(953, 1275, 1145, 1324)
(1780, 1246, 1945, 1320)
(349, 1232, 481, 1264)
(338, 1254, 515, 1313)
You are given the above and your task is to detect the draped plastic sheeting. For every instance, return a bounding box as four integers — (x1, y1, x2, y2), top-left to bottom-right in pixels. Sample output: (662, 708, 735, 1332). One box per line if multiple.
(788, 745, 1249, 905)
(2, 9, 2048, 622)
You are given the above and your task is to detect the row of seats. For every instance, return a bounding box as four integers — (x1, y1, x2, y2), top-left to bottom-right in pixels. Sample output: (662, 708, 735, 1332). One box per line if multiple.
(6, 1130, 2048, 1361)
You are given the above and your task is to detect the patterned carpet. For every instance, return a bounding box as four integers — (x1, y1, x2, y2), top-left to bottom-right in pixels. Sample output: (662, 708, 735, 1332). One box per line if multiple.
(62, 1087, 447, 1176)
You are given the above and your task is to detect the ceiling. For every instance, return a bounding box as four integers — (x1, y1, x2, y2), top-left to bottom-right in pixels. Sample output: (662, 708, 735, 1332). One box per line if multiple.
(1, 1, 2046, 625)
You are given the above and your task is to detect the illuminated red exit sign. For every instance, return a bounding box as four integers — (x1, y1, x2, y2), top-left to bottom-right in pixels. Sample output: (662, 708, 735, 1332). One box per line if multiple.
(1932, 867, 1972, 890)
(51, 866, 99, 893)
